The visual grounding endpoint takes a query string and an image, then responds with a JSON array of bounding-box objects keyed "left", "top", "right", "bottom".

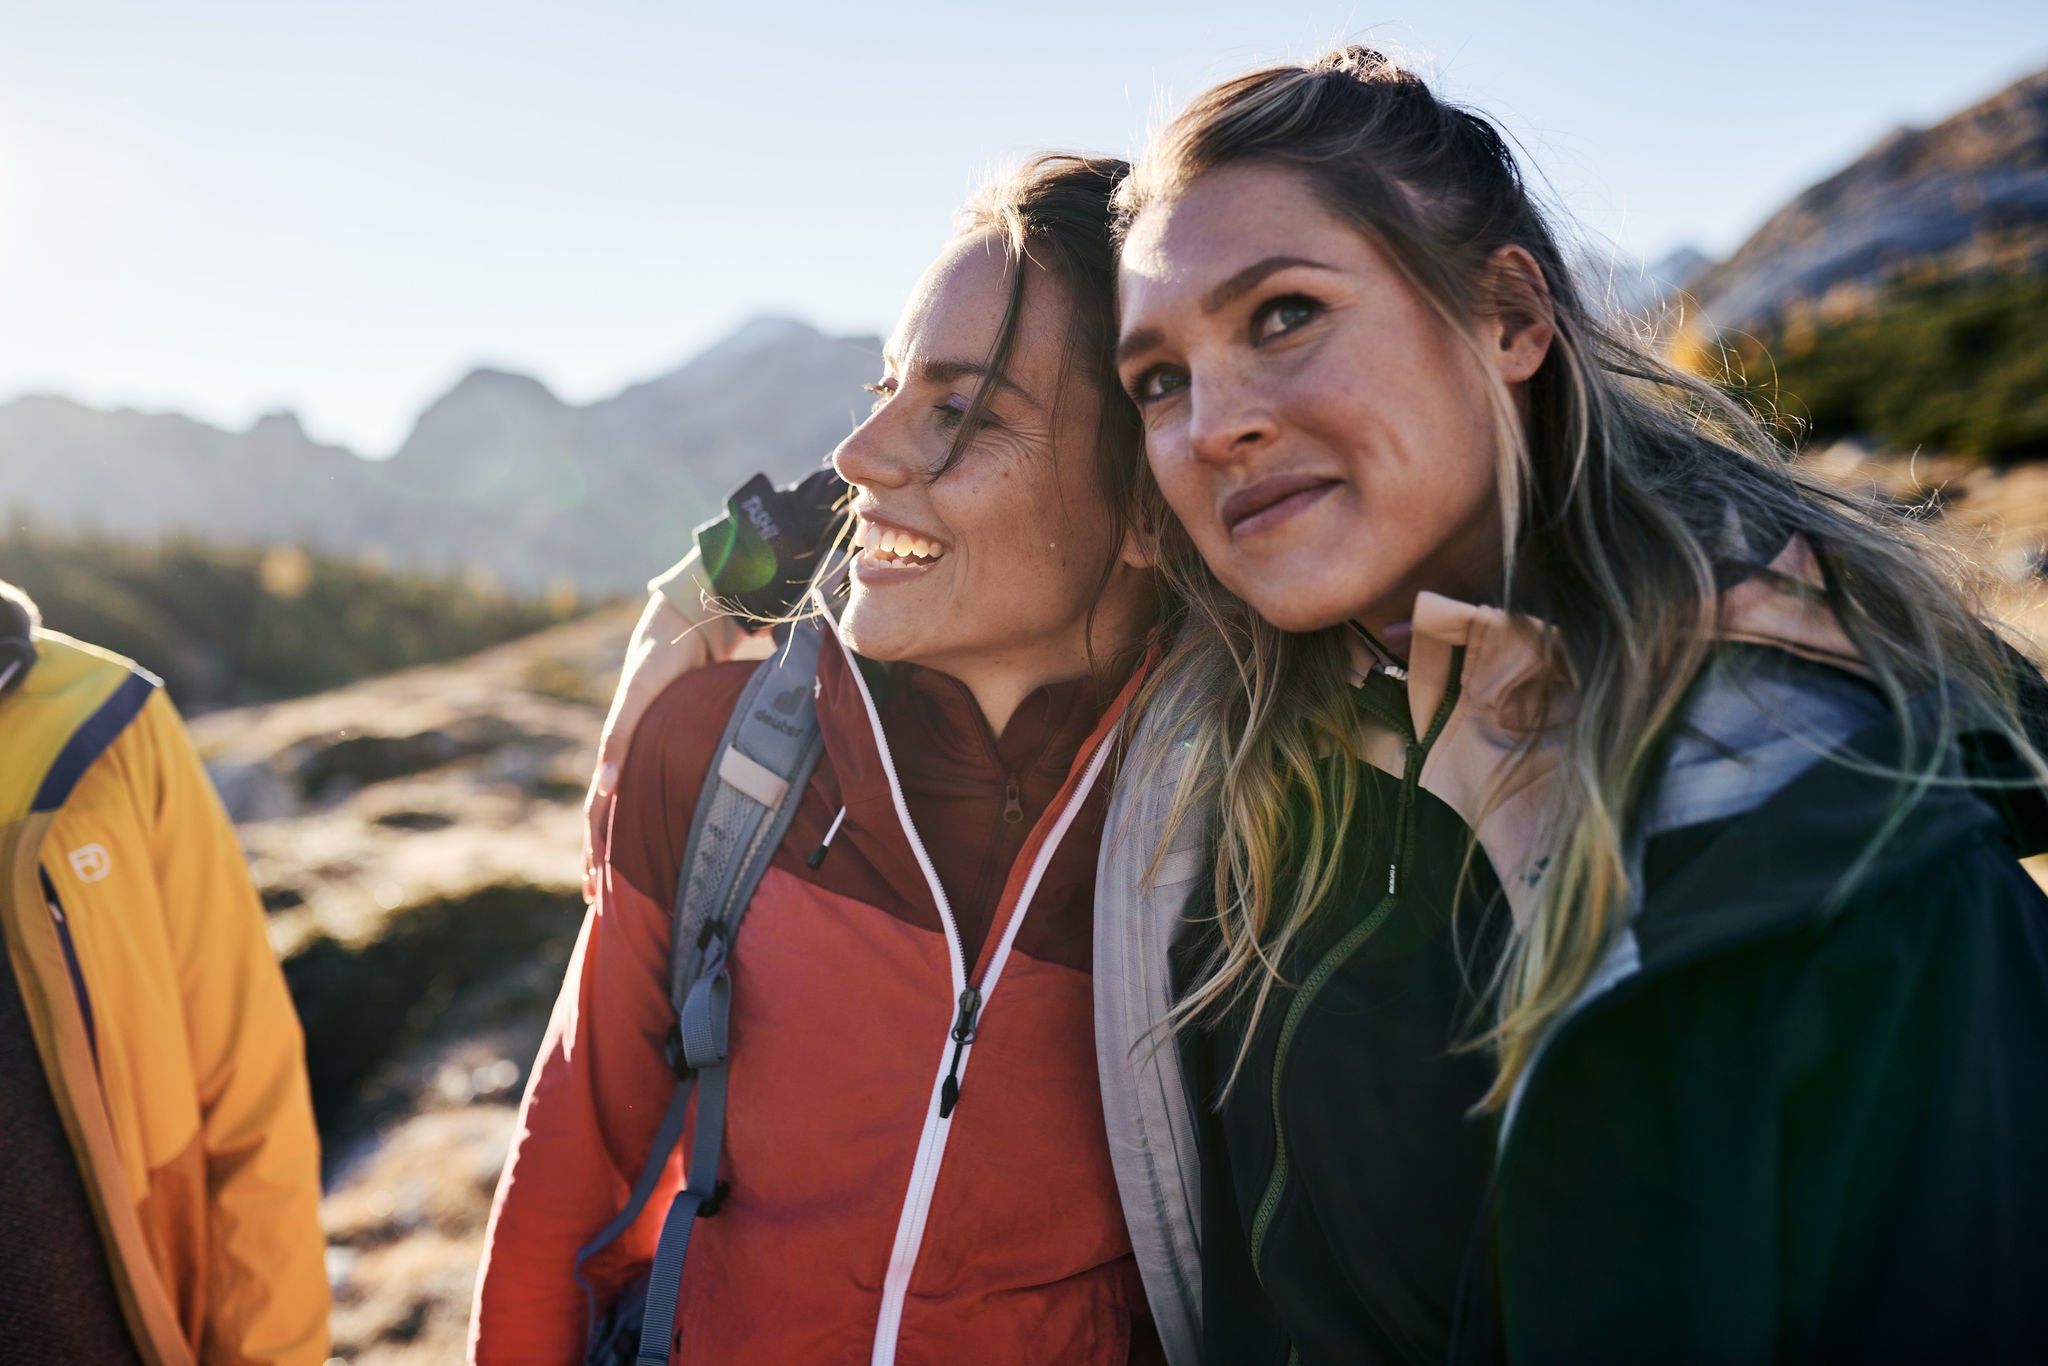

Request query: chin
[
  {"left": 1248, "top": 593, "right": 1354, "bottom": 635},
  {"left": 1216, "top": 556, "right": 1369, "bottom": 635},
  {"left": 837, "top": 603, "right": 907, "bottom": 662}
]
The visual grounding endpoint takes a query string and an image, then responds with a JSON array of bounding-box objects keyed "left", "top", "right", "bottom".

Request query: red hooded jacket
[{"left": 471, "top": 616, "right": 1154, "bottom": 1364}]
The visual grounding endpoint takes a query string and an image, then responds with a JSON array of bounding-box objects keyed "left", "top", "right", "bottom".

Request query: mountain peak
[
  {"left": 443, "top": 367, "right": 559, "bottom": 405},
  {"left": 686, "top": 316, "right": 828, "bottom": 371},
  {"left": 247, "top": 409, "right": 309, "bottom": 441}
]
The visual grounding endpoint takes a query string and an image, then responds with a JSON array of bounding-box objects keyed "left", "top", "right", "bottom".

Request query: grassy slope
[
  {"left": 1699, "top": 271, "right": 2048, "bottom": 462},
  {"left": 0, "top": 528, "right": 599, "bottom": 713}
]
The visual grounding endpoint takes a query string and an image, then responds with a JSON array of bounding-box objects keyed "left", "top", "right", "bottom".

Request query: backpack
[{"left": 572, "top": 618, "right": 827, "bottom": 1366}]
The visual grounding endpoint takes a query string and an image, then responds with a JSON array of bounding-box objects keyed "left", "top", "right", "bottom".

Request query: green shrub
[
  {"left": 0, "top": 527, "right": 596, "bottom": 712},
  {"left": 1705, "top": 272, "right": 2048, "bottom": 462}
]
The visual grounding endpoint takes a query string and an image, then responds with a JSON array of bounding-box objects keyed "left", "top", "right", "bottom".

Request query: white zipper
[{"left": 822, "top": 606, "right": 1117, "bottom": 1366}]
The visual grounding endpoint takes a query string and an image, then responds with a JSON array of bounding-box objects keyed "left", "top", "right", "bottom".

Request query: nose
[
  {"left": 1185, "top": 364, "right": 1279, "bottom": 469},
  {"left": 831, "top": 402, "right": 920, "bottom": 492}
]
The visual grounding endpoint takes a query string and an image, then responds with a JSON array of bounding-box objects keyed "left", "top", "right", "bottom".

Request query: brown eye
[
  {"left": 1253, "top": 295, "right": 1318, "bottom": 342},
  {"left": 1131, "top": 365, "right": 1188, "bottom": 405}
]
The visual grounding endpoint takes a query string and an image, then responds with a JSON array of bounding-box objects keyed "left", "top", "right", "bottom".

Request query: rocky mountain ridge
[
  {"left": 1, "top": 317, "right": 879, "bottom": 594},
  {"left": 1684, "top": 64, "right": 2048, "bottom": 337}
]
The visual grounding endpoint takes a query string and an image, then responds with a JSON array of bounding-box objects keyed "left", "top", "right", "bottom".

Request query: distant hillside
[
  {"left": 1674, "top": 65, "right": 2048, "bottom": 460},
  {"left": 0, "top": 317, "right": 879, "bottom": 594},
  {"left": 1683, "top": 65, "right": 2047, "bottom": 339},
  {"left": 0, "top": 527, "right": 585, "bottom": 712}
]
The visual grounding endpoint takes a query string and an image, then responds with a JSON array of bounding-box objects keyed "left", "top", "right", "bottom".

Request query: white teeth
[{"left": 856, "top": 518, "right": 946, "bottom": 564}]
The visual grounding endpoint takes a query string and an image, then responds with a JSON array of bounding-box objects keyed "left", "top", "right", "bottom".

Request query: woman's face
[
  {"left": 1115, "top": 163, "right": 1549, "bottom": 637},
  {"left": 833, "top": 231, "right": 1151, "bottom": 690}
]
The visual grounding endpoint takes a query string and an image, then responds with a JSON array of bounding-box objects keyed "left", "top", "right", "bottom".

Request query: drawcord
[
  {"left": 806, "top": 805, "right": 848, "bottom": 869},
  {"left": 1380, "top": 645, "right": 1466, "bottom": 901}
]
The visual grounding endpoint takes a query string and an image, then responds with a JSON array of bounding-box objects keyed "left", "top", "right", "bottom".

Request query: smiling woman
[
  {"left": 472, "top": 155, "right": 1179, "bottom": 1366},
  {"left": 835, "top": 213, "right": 1154, "bottom": 731}
]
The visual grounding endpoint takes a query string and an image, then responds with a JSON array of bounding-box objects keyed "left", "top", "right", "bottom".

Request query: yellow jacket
[{"left": 0, "top": 630, "right": 330, "bottom": 1365}]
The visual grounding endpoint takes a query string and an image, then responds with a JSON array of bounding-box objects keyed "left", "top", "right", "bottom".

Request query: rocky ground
[{"left": 190, "top": 603, "right": 639, "bottom": 1365}]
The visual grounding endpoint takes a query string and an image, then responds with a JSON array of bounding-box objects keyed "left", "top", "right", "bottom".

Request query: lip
[{"left": 1219, "top": 472, "right": 1342, "bottom": 540}]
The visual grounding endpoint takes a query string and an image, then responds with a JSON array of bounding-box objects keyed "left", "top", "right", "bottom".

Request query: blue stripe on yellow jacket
[{"left": 0, "top": 630, "right": 330, "bottom": 1366}]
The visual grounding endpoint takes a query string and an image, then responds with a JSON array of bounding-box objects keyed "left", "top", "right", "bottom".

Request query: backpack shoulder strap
[
  {"left": 1093, "top": 704, "right": 1210, "bottom": 1366},
  {"left": 573, "top": 618, "right": 826, "bottom": 1361},
  {"left": 665, "top": 616, "right": 827, "bottom": 1015}
]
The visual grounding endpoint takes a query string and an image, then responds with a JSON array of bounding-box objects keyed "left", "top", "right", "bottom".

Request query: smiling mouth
[
  {"left": 1220, "top": 473, "right": 1342, "bottom": 538},
  {"left": 855, "top": 517, "right": 948, "bottom": 568}
]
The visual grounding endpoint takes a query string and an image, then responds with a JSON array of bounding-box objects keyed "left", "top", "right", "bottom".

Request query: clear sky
[{"left": 1, "top": 0, "right": 2042, "bottom": 456}]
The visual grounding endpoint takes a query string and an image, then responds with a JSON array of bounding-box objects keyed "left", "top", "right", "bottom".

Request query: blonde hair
[{"left": 1118, "top": 48, "right": 2039, "bottom": 1107}]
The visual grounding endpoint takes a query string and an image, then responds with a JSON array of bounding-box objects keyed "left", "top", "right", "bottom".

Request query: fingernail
[{"left": 594, "top": 762, "right": 619, "bottom": 795}]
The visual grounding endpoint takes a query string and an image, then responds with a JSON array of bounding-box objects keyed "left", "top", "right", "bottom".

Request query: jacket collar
[
  {"left": 805, "top": 599, "right": 1143, "bottom": 935},
  {"left": 1628, "top": 688, "right": 2003, "bottom": 975},
  {"left": 0, "top": 632, "right": 159, "bottom": 827},
  {"left": 1380, "top": 536, "right": 2022, "bottom": 934}
]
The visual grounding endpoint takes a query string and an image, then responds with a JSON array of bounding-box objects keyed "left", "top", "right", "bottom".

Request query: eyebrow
[
  {"left": 1116, "top": 255, "right": 1338, "bottom": 366},
  {"left": 882, "top": 352, "right": 1040, "bottom": 408}
]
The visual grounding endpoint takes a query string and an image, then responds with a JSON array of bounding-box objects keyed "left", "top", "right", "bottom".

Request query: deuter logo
[
  {"left": 741, "top": 494, "right": 780, "bottom": 542},
  {"left": 68, "top": 843, "right": 111, "bottom": 883},
  {"left": 751, "top": 705, "right": 807, "bottom": 739}
]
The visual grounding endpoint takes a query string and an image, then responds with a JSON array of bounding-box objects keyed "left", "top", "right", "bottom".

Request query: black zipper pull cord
[
  {"left": 1387, "top": 644, "right": 1466, "bottom": 902},
  {"left": 1001, "top": 774, "right": 1023, "bottom": 824},
  {"left": 937, "top": 984, "right": 983, "bottom": 1119},
  {"left": 806, "top": 805, "right": 848, "bottom": 869}
]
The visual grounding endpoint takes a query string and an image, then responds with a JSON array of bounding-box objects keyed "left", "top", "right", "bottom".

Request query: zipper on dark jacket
[{"left": 1249, "top": 650, "right": 1466, "bottom": 1278}]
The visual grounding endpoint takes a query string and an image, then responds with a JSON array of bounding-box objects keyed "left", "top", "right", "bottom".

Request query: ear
[
  {"left": 1116, "top": 519, "right": 1158, "bottom": 572},
  {"left": 1480, "top": 245, "right": 1555, "bottom": 386}
]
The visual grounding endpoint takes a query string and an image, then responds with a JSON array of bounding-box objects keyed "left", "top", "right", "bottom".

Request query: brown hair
[
  {"left": 1118, "top": 47, "right": 2037, "bottom": 1106},
  {"left": 945, "top": 154, "right": 1143, "bottom": 520}
]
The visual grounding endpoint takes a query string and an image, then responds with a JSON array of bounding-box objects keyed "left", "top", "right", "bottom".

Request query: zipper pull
[
  {"left": 937, "top": 985, "right": 983, "bottom": 1119},
  {"left": 1002, "top": 774, "right": 1023, "bottom": 824},
  {"left": 807, "top": 805, "right": 848, "bottom": 869}
]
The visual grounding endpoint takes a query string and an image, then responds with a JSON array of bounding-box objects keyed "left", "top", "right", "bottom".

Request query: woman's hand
[{"left": 582, "top": 580, "right": 761, "bottom": 900}]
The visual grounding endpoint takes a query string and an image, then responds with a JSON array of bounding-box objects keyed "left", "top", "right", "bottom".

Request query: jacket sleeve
[
  {"left": 1776, "top": 848, "right": 2048, "bottom": 1360},
  {"left": 1492, "top": 835, "right": 2048, "bottom": 1363},
  {"left": 139, "top": 691, "right": 332, "bottom": 1365},
  {"left": 470, "top": 665, "right": 753, "bottom": 1365}
]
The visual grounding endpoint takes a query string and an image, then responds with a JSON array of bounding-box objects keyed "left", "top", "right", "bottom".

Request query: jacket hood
[{"left": 1386, "top": 536, "right": 2048, "bottom": 932}]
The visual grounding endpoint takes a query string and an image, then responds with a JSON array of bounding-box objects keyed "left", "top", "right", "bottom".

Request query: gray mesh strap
[
  {"left": 575, "top": 619, "right": 825, "bottom": 1363},
  {"left": 670, "top": 620, "right": 827, "bottom": 1005}
]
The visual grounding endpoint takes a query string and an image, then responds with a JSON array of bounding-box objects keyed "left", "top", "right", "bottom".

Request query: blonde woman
[{"left": 1114, "top": 48, "right": 2048, "bottom": 1365}]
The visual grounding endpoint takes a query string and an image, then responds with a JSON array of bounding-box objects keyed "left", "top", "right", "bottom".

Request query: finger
[{"left": 583, "top": 799, "right": 611, "bottom": 902}]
